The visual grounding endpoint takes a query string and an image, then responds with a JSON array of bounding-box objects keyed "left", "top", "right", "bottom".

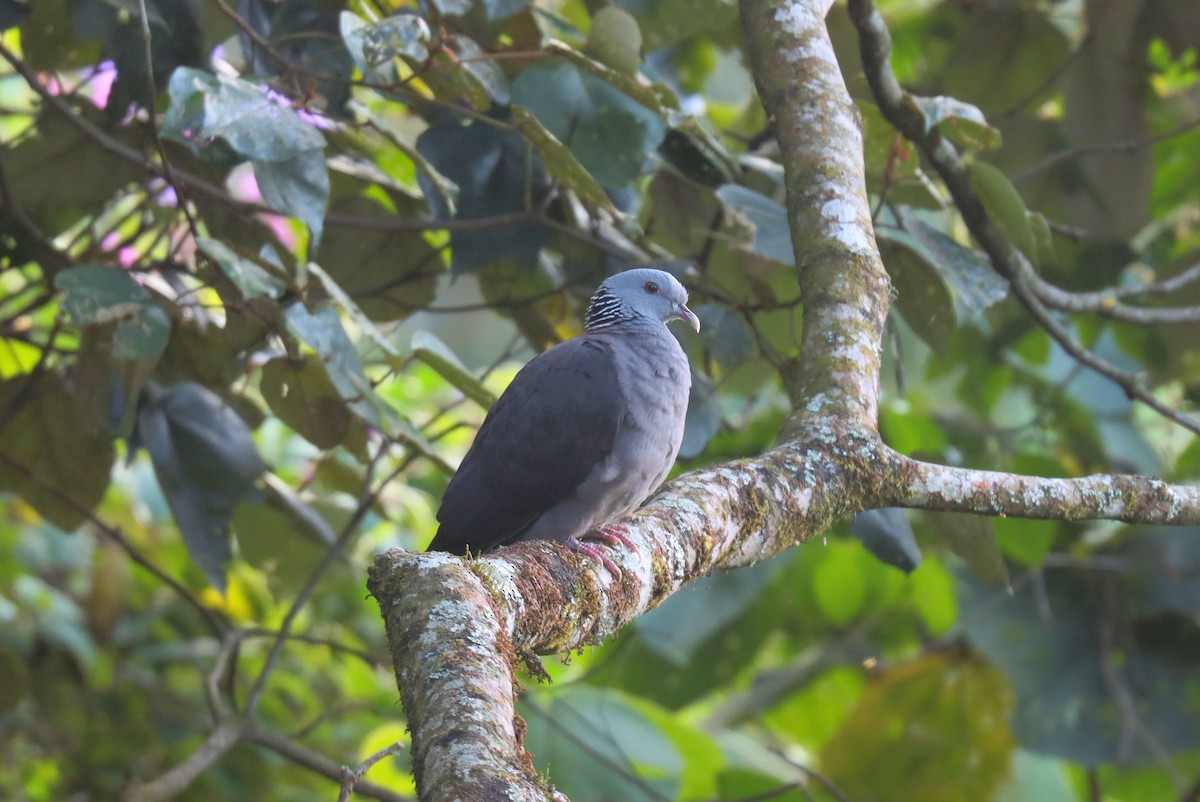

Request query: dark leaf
[
  {"left": 135, "top": 382, "right": 266, "bottom": 591},
  {"left": 959, "top": 562, "right": 1200, "bottom": 762},
  {"left": 851, "top": 508, "right": 922, "bottom": 573},
  {"left": 105, "top": 0, "right": 205, "bottom": 120},
  {"left": 695, "top": 303, "right": 754, "bottom": 368},
  {"left": 315, "top": 196, "right": 438, "bottom": 322},
  {"left": 511, "top": 59, "right": 667, "bottom": 189},
  {"left": 260, "top": 355, "right": 352, "bottom": 450},
  {"left": 680, "top": 369, "right": 721, "bottom": 458},
  {"left": 416, "top": 116, "right": 550, "bottom": 275},
  {"left": 0, "top": 373, "right": 116, "bottom": 531},
  {"left": 283, "top": 302, "right": 384, "bottom": 429},
  {"left": 253, "top": 150, "right": 331, "bottom": 249},
  {"left": 714, "top": 184, "right": 794, "bottom": 266},
  {"left": 55, "top": 265, "right": 150, "bottom": 326},
  {"left": 636, "top": 560, "right": 780, "bottom": 665},
  {"left": 197, "top": 237, "right": 289, "bottom": 300}
]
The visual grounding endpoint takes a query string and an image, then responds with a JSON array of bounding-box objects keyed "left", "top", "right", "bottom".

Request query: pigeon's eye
[{"left": 644, "top": 281, "right": 660, "bottom": 294}]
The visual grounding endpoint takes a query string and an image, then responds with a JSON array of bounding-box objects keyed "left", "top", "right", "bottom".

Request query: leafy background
[{"left": 1, "top": 0, "right": 1200, "bottom": 800}]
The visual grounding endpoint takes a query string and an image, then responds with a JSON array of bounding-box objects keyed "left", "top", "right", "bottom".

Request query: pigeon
[{"left": 427, "top": 268, "right": 699, "bottom": 561}]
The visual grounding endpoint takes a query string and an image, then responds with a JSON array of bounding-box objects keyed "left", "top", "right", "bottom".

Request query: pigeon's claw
[
  {"left": 587, "top": 523, "right": 636, "bottom": 551},
  {"left": 567, "top": 537, "right": 623, "bottom": 578}
]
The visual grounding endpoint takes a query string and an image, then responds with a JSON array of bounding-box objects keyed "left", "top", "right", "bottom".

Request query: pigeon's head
[{"left": 585, "top": 268, "right": 701, "bottom": 333}]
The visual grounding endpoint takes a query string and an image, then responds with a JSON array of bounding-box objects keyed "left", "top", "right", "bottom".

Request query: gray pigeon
[{"left": 428, "top": 268, "right": 699, "bottom": 558}]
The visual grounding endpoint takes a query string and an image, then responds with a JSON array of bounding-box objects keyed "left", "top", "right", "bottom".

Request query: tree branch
[
  {"left": 887, "top": 454, "right": 1200, "bottom": 524},
  {"left": 846, "top": 0, "right": 1200, "bottom": 435}
]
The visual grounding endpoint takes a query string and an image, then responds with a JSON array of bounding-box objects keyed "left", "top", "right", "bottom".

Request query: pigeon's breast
[{"left": 601, "top": 326, "right": 691, "bottom": 505}]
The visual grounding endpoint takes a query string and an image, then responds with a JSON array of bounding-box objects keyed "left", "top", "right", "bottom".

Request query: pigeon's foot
[
  {"left": 587, "top": 524, "right": 636, "bottom": 551},
  {"left": 567, "top": 538, "right": 622, "bottom": 577}
]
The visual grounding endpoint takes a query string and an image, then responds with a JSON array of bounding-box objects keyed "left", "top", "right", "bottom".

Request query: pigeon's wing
[{"left": 428, "top": 337, "right": 622, "bottom": 554}]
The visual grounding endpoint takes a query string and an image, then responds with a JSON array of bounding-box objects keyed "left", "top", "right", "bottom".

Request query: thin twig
[
  {"left": 337, "top": 741, "right": 406, "bottom": 802},
  {"left": 135, "top": 0, "right": 200, "bottom": 237}
]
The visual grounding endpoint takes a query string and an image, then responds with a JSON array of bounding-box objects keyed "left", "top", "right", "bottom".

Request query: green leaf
[
  {"left": 0, "top": 646, "right": 31, "bottom": 714},
  {"left": 994, "top": 517, "right": 1057, "bottom": 568},
  {"left": 512, "top": 106, "right": 614, "bottom": 212},
  {"left": 995, "top": 750, "right": 1075, "bottom": 802},
  {"left": 410, "top": 331, "right": 497, "bottom": 410},
  {"left": 763, "top": 667, "right": 866, "bottom": 750},
  {"left": 959, "top": 559, "right": 1200, "bottom": 762},
  {"left": 232, "top": 496, "right": 330, "bottom": 591},
  {"left": 714, "top": 184, "right": 794, "bottom": 266},
  {"left": 878, "top": 208, "right": 1009, "bottom": 353},
  {"left": 254, "top": 151, "right": 331, "bottom": 250},
  {"left": 19, "top": 0, "right": 102, "bottom": 70},
  {"left": 314, "top": 195, "right": 439, "bottom": 323},
  {"left": 547, "top": 39, "right": 672, "bottom": 113},
  {"left": 135, "top": 382, "right": 266, "bottom": 592},
  {"left": 418, "top": 34, "right": 511, "bottom": 110},
  {"left": 448, "top": 35, "right": 511, "bottom": 107},
  {"left": 162, "top": 67, "right": 325, "bottom": 160},
  {"left": 339, "top": 12, "right": 430, "bottom": 84},
  {"left": 821, "top": 652, "right": 1015, "bottom": 802},
  {"left": 903, "top": 214, "right": 1010, "bottom": 317},
  {"left": 162, "top": 66, "right": 329, "bottom": 245},
  {"left": 925, "top": 511, "right": 1009, "bottom": 588},
  {"left": 521, "top": 685, "right": 695, "bottom": 801},
  {"left": 3, "top": 108, "right": 145, "bottom": 231},
  {"left": 880, "top": 234, "right": 957, "bottom": 354},
  {"left": 680, "top": 370, "right": 721, "bottom": 458},
  {"left": 284, "top": 302, "right": 384, "bottom": 430},
  {"left": 261, "top": 355, "right": 353, "bottom": 450},
  {"left": 635, "top": 560, "right": 779, "bottom": 665},
  {"left": 305, "top": 262, "right": 402, "bottom": 361},
  {"left": 695, "top": 303, "right": 753, "bottom": 368},
  {"left": 0, "top": 373, "right": 116, "bottom": 531},
  {"left": 512, "top": 58, "right": 667, "bottom": 188},
  {"left": 112, "top": 303, "right": 172, "bottom": 361},
  {"left": 942, "top": 4, "right": 1068, "bottom": 114},
  {"left": 55, "top": 266, "right": 149, "bottom": 326},
  {"left": 912, "top": 95, "right": 1002, "bottom": 151},
  {"left": 908, "top": 558, "right": 958, "bottom": 636},
  {"left": 197, "top": 237, "right": 289, "bottom": 300},
  {"left": 812, "top": 540, "right": 869, "bottom": 625},
  {"left": 967, "top": 160, "right": 1037, "bottom": 263}
]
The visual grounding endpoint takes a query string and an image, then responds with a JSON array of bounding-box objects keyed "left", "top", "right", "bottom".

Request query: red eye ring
[{"left": 644, "top": 281, "right": 660, "bottom": 294}]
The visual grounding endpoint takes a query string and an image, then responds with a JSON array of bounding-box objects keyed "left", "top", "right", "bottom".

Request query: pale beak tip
[{"left": 681, "top": 304, "right": 700, "bottom": 333}]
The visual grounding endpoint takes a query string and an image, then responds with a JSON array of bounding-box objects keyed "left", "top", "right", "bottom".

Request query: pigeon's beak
[{"left": 675, "top": 302, "right": 701, "bottom": 333}]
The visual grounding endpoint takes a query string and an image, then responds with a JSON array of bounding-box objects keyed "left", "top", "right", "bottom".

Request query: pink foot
[
  {"left": 567, "top": 538, "right": 622, "bottom": 577},
  {"left": 587, "top": 524, "right": 636, "bottom": 551}
]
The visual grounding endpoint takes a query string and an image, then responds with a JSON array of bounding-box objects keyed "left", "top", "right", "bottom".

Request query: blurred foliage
[{"left": 1, "top": 0, "right": 1199, "bottom": 800}]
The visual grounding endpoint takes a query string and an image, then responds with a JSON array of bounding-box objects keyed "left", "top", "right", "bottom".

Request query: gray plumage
[{"left": 428, "top": 268, "right": 699, "bottom": 556}]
